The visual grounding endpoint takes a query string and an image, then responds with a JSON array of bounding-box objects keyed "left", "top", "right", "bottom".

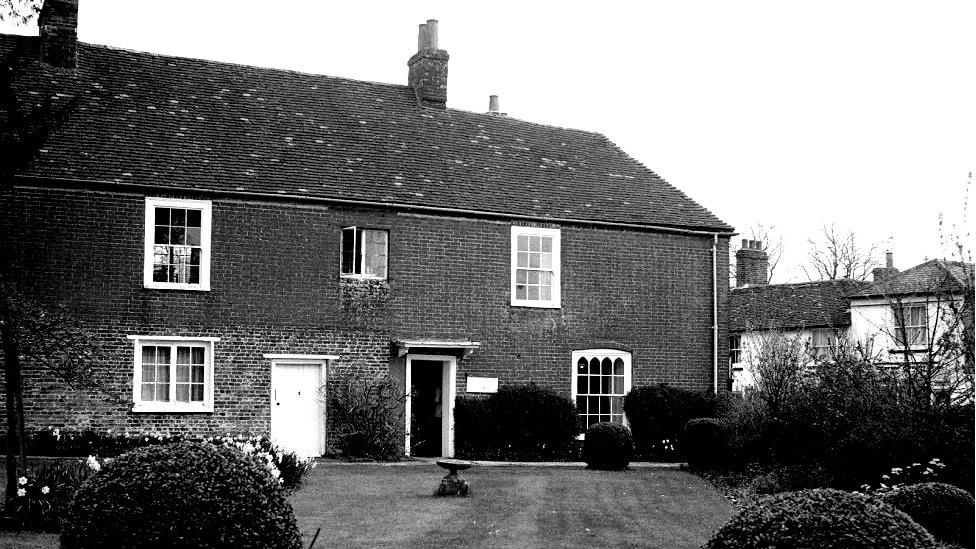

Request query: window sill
[
  {"left": 511, "top": 300, "right": 561, "bottom": 309},
  {"left": 143, "top": 282, "right": 211, "bottom": 292},
  {"left": 131, "top": 403, "right": 213, "bottom": 413},
  {"left": 888, "top": 347, "right": 929, "bottom": 354},
  {"left": 340, "top": 275, "right": 388, "bottom": 282}
]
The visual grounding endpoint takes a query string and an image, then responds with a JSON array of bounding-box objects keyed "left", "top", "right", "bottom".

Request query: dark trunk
[{"left": 1, "top": 320, "right": 23, "bottom": 503}]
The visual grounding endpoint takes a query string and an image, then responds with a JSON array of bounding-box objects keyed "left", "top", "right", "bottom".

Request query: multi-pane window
[
  {"left": 511, "top": 226, "right": 560, "bottom": 307},
  {"left": 131, "top": 337, "right": 215, "bottom": 412},
  {"left": 893, "top": 304, "right": 928, "bottom": 348},
  {"left": 143, "top": 198, "right": 211, "bottom": 290},
  {"left": 810, "top": 329, "right": 837, "bottom": 359},
  {"left": 571, "top": 350, "right": 631, "bottom": 430},
  {"left": 341, "top": 227, "right": 388, "bottom": 279},
  {"left": 729, "top": 334, "right": 742, "bottom": 365}
]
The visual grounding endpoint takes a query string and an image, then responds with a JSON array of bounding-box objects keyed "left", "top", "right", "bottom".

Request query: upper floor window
[
  {"left": 511, "top": 226, "right": 560, "bottom": 308},
  {"left": 810, "top": 329, "right": 837, "bottom": 359},
  {"left": 729, "top": 334, "right": 742, "bottom": 365},
  {"left": 893, "top": 304, "right": 928, "bottom": 348},
  {"left": 143, "top": 197, "right": 212, "bottom": 291},
  {"left": 341, "top": 227, "right": 388, "bottom": 279},
  {"left": 129, "top": 336, "right": 217, "bottom": 413},
  {"left": 571, "top": 349, "right": 632, "bottom": 430}
]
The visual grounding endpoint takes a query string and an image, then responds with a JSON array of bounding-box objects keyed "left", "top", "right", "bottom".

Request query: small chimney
[
  {"left": 736, "top": 239, "right": 768, "bottom": 287},
  {"left": 872, "top": 251, "right": 899, "bottom": 282},
  {"left": 407, "top": 19, "right": 449, "bottom": 109},
  {"left": 487, "top": 95, "right": 507, "bottom": 117},
  {"left": 39, "top": 0, "right": 79, "bottom": 69}
]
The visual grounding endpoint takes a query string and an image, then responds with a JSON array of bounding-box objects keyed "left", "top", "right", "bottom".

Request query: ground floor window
[
  {"left": 571, "top": 349, "right": 632, "bottom": 430},
  {"left": 128, "top": 336, "right": 217, "bottom": 412}
]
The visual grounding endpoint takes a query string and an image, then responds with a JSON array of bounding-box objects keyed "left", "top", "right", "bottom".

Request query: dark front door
[{"left": 411, "top": 360, "right": 443, "bottom": 457}]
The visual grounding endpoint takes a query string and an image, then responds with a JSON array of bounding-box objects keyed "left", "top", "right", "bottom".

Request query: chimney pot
[
  {"left": 886, "top": 251, "right": 894, "bottom": 269},
  {"left": 489, "top": 95, "right": 499, "bottom": 113},
  {"left": 741, "top": 239, "right": 749, "bottom": 250}
]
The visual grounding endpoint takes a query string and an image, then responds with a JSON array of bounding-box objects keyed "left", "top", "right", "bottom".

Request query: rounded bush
[
  {"left": 583, "top": 422, "right": 634, "bottom": 470},
  {"left": 681, "top": 417, "right": 729, "bottom": 470},
  {"left": 706, "top": 488, "right": 938, "bottom": 549},
  {"left": 61, "top": 442, "right": 302, "bottom": 549},
  {"left": 623, "top": 385, "right": 719, "bottom": 458},
  {"left": 882, "top": 482, "right": 975, "bottom": 548}
]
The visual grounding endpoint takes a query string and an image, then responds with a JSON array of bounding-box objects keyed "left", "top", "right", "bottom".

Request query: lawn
[
  {"left": 291, "top": 464, "right": 733, "bottom": 549},
  {"left": 0, "top": 463, "right": 733, "bottom": 549}
]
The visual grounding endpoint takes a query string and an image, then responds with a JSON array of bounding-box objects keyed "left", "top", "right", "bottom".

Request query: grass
[
  {"left": 0, "top": 463, "right": 734, "bottom": 549},
  {"left": 291, "top": 464, "right": 733, "bottom": 548}
]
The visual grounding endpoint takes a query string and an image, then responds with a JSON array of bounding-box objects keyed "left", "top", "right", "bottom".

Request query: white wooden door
[{"left": 271, "top": 361, "right": 325, "bottom": 457}]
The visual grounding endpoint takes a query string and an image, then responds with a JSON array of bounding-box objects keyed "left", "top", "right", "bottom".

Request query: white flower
[
  {"left": 52, "top": 428, "right": 61, "bottom": 441},
  {"left": 87, "top": 455, "right": 101, "bottom": 472},
  {"left": 40, "top": 486, "right": 50, "bottom": 495},
  {"left": 17, "top": 477, "right": 27, "bottom": 486},
  {"left": 16, "top": 488, "right": 25, "bottom": 497}
]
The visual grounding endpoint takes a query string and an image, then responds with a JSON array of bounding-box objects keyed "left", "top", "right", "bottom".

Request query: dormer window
[{"left": 341, "top": 227, "right": 388, "bottom": 279}]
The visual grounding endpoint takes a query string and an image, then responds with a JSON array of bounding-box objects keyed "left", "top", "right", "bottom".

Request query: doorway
[
  {"left": 404, "top": 354, "right": 456, "bottom": 457},
  {"left": 410, "top": 361, "right": 442, "bottom": 457}
]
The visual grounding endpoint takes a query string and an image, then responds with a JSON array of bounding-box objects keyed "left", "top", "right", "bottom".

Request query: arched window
[{"left": 570, "top": 350, "right": 632, "bottom": 430}]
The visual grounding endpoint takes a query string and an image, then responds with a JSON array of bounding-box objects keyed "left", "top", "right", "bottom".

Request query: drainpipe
[{"left": 712, "top": 234, "right": 719, "bottom": 394}]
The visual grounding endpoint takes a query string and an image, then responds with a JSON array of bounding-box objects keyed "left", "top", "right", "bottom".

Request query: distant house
[
  {"left": 1, "top": 1, "right": 734, "bottom": 457},
  {"left": 729, "top": 239, "right": 973, "bottom": 398}
]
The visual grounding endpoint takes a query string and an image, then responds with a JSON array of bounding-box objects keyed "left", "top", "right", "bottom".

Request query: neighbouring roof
[
  {"left": 0, "top": 36, "right": 733, "bottom": 232},
  {"left": 729, "top": 279, "right": 870, "bottom": 332},
  {"left": 850, "top": 260, "right": 974, "bottom": 299}
]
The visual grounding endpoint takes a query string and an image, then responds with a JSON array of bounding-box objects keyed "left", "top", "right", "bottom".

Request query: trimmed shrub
[
  {"left": 454, "top": 384, "right": 578, "bottom": 461},
  {"left": 60, "top": 442, "right": 302, "bottom": 549},
  {"left": 881, "top": 482, "right": 975, "bottom": 548},
  {"left": 705, "top": 488, "right": 938, "bottom": 549},
  {"left": 623, "top": 385, "right": 720, "bottom": 459},
  {"left": 583, "top": 422, "right": 634, "bottom": 470},
  {"left": 681, "top": 418, "right": 730, "bottom": 470}
]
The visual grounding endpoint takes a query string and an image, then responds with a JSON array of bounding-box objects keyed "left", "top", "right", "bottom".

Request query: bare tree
[
  {"left": 803, "top": 223, "right": 881, "bottom": 281},
  {"left": 0, "top": 280, "right": 117, "bottom": 500},
  {"left": 747, "top": 330, "right": 807, "bottom": 419}
]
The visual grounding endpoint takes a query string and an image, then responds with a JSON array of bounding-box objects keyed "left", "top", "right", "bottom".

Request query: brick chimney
[
  {"left": 735, "top": 239, "right": 768, "bottom": 287},
  {"left": 407, "top": 20, "right": 449, "bottom": 109},
  {"left": 39, "top": 0, "right": 79, "bottom": 69},
  {"left": 872, "top": 251, "right": 899, "bottom": 281}
]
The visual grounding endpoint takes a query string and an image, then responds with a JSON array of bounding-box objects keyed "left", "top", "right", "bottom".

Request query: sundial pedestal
[{"left": 434, "top": 459, "right": 472, "bottom": 497}]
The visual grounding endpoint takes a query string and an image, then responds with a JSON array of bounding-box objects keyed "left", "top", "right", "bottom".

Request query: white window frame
[
  {"left": 128, "top": 335, "right": 218, "bottom": 413},
  {"left": 570, "top": 349, "right": 632, "bottom": 430},
  {"left": 729, "top": 334, "right": 742, "bottom": 366},
  {"left": 510, "top": 226, "right": 561, "bottom": 308},
  {"left": 809, "top": 328, "right": 837, "bottom": 359},
  {"left": 143, "top": 197, "right": 212, "bottom": 291},
  {"left": 340, "top": 226, "right": 389, "bottom": 280},
  {"left": 892, "top": 304, "right": 929, "bottom": 350}
]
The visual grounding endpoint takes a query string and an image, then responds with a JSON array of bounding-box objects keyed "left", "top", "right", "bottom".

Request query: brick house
[{"left": 1, "top": 2, "right": 734, "bottom": 457}]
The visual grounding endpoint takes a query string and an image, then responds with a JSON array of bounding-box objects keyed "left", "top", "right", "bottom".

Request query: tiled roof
[
  {"left": 729, "top": 279, "right": 869, "bottom": 332},
  {"left": 850, "top": 260, "right": 974, "bottom": 299},
  {"left": 0, "top": 36, "right": 733, "bottom": 232}
]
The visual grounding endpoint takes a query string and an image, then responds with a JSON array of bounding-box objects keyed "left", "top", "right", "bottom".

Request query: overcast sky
[{"left": 4, "top": 1, "right": 974, "bottom": 282}]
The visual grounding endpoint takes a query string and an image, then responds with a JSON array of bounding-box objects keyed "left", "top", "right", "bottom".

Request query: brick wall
[{"left": 1, "top": 183, "right": 730, "bottom": 436}]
